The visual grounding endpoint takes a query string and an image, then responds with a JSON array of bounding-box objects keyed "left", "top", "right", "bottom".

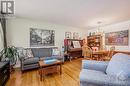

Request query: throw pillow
[
  {"left": 17, "top": 48, "right": 26, "bottom": 57},
  {"left": 52, "top": 48, "right": 60, "bottom": 56},
  {"left": 26, "top": 49, "right": 34, "bottom": 58},
  {"left": 23, "top": 49, "right": 27, "bottom": 57},
  {"left": 17, "top": 48, "right": 28, "bottom": 59}
]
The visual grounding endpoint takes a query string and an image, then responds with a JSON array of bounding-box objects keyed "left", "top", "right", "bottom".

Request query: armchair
[{"left": 80, "top": 53, "right": 130, "bottom": 86}]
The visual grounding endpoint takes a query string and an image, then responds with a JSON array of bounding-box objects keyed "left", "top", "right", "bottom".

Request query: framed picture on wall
[
  {"left": 105, "top": 30, "right": 129, "bottom": 45},
  {"left": 65, "top": 32, "right": 72, "bottom": 39},
  {"left": 73, "top": 32, "right": 79, "bottom": 39},
  {"left": 30, "top": 28, "right": 55, "bottom": 47}
]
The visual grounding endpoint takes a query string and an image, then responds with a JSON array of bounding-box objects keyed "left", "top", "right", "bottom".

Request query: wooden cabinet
[
  {"left": 0, "top": 61, "right": 10, "bottom": 86},
  {"left": 87, "top": 35, "right": 102, "bottom": 51}
]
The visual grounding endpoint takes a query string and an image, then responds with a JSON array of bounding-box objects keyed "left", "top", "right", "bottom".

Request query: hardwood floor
[{"left": 6, "top": 58, "right": 83, "bottom": 86}]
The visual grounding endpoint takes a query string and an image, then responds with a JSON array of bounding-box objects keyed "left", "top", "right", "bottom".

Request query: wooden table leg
[
  {"left": 40, "top": 69, "right": 42, "bottom": 81},
  {"left": 60, "top": 64, "right": 62, "bottom": 74},
  {"left": 100, "top": 54, "right": 103, "bottom": 61},
  {"left": 42, "top": 68, "right": 45, "bottom": 81}
]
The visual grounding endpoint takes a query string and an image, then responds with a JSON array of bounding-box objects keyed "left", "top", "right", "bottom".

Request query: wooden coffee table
[{"left": 38, "top": 59, "right": 62, "bottom": 81}]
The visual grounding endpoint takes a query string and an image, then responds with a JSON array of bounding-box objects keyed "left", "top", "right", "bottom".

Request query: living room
[{"left": 0, "top": 0, "right": 130, "bottom": 86}]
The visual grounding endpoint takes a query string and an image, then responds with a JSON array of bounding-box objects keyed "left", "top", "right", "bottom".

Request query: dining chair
[
  {"left": 92, "top": 51, "right": 104, "bottom": 61},
  {"left": 82, "top": 45, "right": 93, "bottom": 59},
  {"left": 103, "top": 46, "right": 115, "bottom": 61}
]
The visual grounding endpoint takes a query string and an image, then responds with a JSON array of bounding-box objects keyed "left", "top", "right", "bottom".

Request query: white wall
[
  {"left": 6, "top": 18, "right": 86, "bottom": 49},
  {"left": 6, "top": 18, "right": 87, "bottom": 68},
  {"left": 87, "top": 20, "right": 130, "bottom": 51}
]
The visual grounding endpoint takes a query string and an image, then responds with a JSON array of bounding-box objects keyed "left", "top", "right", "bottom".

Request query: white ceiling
[{"left": 15, "top": 0, "right": 130, "bottom": 28}]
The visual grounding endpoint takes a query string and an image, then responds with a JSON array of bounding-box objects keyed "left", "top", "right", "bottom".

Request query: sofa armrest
[
  {"left": 18, "top": 57, "right": 25, "bottom": 71},
  {"left": 82, "top": 60, "right": 109, "bottom": 72}
]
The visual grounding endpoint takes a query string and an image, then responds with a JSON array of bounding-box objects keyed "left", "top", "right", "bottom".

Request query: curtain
[
  {"left": 0, "top": 15, "right": 7, "bottom": 60},
  {"left": 0, "top": 22, "right": 4, "bottom": 52},
  {"left": 0, "top": 16, "right": 7, "bottom": 48}
]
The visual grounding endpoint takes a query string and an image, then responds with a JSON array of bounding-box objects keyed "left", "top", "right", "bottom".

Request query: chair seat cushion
[
  {"left": 24, "top": 58, "right": 39, "bottom": 65},
  {"left": 106, "top": 53, "right": 130, "bottom": 77},
  {"left": 80, "top": 69, "right": 130, "bottom": 86}
]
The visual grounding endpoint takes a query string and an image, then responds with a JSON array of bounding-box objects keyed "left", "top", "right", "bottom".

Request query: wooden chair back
[
  {"left": 107, "top": 46, "right": 115, "bottom": 57},
  {"left": 82, "top": 45, "right": 92, "bottom": 58},
  {"left": 104, "top": 46, "right": 115, "bottom": 61}
]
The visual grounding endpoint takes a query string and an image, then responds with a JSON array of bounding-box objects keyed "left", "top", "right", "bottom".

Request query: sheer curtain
[{"left": 0, "top": 22, "right": 4, "bottom": 52}]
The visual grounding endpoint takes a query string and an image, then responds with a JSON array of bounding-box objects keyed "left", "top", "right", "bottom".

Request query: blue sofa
[
  {"left": 80, "top": 53, "right": 130, "bottom": 86},
  {"left": 18, "top": 47, "right": 64, "bottom": 72}
]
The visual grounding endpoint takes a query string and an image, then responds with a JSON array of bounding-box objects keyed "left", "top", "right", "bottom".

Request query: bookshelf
[{"left": 87, "top": 35, "right": 102, "bottom": 51}]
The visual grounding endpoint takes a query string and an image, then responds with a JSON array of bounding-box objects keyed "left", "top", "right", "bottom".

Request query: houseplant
[{"left": 4, "top": 46, "right": 18, "bottom": 66}]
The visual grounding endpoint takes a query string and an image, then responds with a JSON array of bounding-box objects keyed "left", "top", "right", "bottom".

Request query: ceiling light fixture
[{"left": 96, "top": 21, "right": 104, "bottom": 35}]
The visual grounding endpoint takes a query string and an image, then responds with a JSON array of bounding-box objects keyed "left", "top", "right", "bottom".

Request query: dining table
[
  {"left": 92, "top": 50, "right": 108, "bottom": 60},
  {"left": 91, "top": 50, "right": 130, "bottom": 61}
]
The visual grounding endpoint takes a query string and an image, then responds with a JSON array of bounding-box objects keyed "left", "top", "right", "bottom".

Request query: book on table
[{"left": 44, "top": 59, "right": 58, "bottom": 64}]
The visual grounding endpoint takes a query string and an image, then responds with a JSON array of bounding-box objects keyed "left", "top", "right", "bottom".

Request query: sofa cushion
[
  {"left": 80, "top": 69, "right": 110, "bottom": 85},
  {"left": 17, "top": 48, "right": 32, "bottom": 60},
  {"left": 40, "top": 56, "right": 63, "bottom": 60},
  {"left": 39, "top": 48, "right": 52, "bottom": 57},
  {"left": 80, "top": 69, "right": 130, "bottom": 86},
  {"left": 31, "top": 48, "right": 52, "bottom": 57},
  {"left": 24, "top": 58, "right": 39, "bottom": 65},
  {"left": 40, "top": 57, "right": 54, "bottom": 60},
  {"left": 106, "top": 53, "right": 130, "bottom": 77},
  {"left": 17, "top": 48, "right": 27, "bottom": 58},
  {"left": 31, "top": 48, "right": 39, "bottom": 57}
]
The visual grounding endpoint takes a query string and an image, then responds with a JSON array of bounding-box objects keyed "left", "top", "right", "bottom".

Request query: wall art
[
  {"left": 105, "top": 30, "right": 129, "bottom": 45},
  {"left": 30, "top": 28, "right": 55, "bottom": 46}
]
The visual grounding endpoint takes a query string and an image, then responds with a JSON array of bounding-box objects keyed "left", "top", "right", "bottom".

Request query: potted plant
[{"left": 3, "top": 46, "right": 18, "bottom": 72}]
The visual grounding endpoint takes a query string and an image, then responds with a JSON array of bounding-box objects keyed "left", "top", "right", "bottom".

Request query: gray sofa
[
  {"left": 80, "top": 53, "right": 130, "bottom": 86},
  {"left": 18, "top": 47, "right": 64, "bottom": 72}
]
